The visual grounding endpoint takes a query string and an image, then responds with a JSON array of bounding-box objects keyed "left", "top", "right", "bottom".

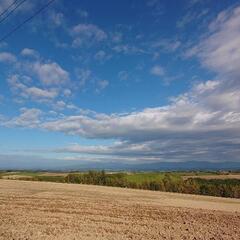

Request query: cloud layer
[{"left": 0, "top": 3, "right": 240, "bottom": 164}]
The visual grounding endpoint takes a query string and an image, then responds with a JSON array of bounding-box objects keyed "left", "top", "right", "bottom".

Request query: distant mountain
[
  {"left": 0, "top": 157, "right": 239, "bottom": 171},
  {"left": 130, "top": 161, "right": 240, "bottom": 171}
]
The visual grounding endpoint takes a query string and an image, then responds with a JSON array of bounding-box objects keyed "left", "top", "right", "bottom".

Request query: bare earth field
[{"left": 0, "top": 180, "right": 239, "bottom": 240}]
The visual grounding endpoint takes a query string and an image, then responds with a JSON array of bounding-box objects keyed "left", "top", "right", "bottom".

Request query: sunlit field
[{"left": 0, "top": 179, "right": 240, "bottom": 240}]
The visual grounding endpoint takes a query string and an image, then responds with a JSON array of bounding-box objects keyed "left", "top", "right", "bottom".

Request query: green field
[
  {"left": 123, "top": 172, "right": 182, "bottom": 183},
  {"left": 124, "top": 172, "right": 165, "bottom": 183}
]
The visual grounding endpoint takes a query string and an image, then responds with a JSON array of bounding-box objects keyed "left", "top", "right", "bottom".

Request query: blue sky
[{"left": 0, "top": 0, "right": 240, "bottom": 167}]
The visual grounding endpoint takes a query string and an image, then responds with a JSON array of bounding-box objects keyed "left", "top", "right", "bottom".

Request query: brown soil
[{"left": 0, "top": 180, "right": 239, "bottom": 240}]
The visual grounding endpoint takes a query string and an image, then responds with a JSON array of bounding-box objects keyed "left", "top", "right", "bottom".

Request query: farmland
[
  {"left": 0, "top": 179, "right": 240, "bottom": 240},
  {"left": 1, "top": 170, "right": 240, "bottom": 198}
]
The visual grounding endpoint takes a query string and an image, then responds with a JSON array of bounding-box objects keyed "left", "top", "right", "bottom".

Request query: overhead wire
[
  {"left": 0, "top": 0, "right": 28, "bottom": 25},
  {"left": 0, "top": 0, "right": 56, "bottom": 43},
  {"left": 0, "top": 0, "right": 19, "bottom": 19}
]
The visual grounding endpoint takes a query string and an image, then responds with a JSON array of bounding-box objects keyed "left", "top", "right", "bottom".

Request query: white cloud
[
  {"left": 97, "top": 80, "right": 109, "bottom": 91},
  {"left": 41, "top": 102, "right": 223, "bottom": 140},
  {"left": 5, "top": 54, "right": 70, "bottom": 103},
  {"left": 118, "top": 71, "right": 128, "bottom": 81},
  {"left": 48, "top": 100, "right": 79, "bottom": 112},
  {"left": 21, "top": 48, "right": 39, "bottom": 58},
  {"left": 111, "top": 32, "right": 122, "bottom": 43},
  {"left": 71, "top": 24, "right": 107, "bottom": 47},
  {"left": 150, "top": 65, "right": 165, "bottom": 77},
  {"left": 94, "top": 50, "right": 111, "bottom": 62},
  {"left": 48, "top": 11, "right": 64, "bottom": 27},
  {"left": 152, "top": 39, "right": 181, "bottom": 52},
  {"left": 63, "top": 89, "right": 72, "bottom": 97},
  {"left": 25, "top": 87, "right": 57, "bottom": 99},
  {"left": 75, "top": 68, "right": 91, "bottom": 87},
  {"left": 3, "top": 108, "right": 42, "bottom": 128},
  {"left": 0, "top": 52, "right": 16, "bottom": 63},
  {"left": 56, "top": 141, "right": 155, "bottom": 158},
  {"left": 8, "top": 74, "right": 58, "bottom": 101},
  {"left": 194, "top": 80, "right": 220, "bottom": 94},
  {"left": 33, "top": 62, "right": 69, "bottom": 86},
  {"left": 55, "top": 100, "right": 67, "bottom": 110},
  {"left": 177, "top": 9, "right": 209, "bottom": 28},
  {"left": 113, "top": 45, "right": 146, "bottom": 55},
  {"left": 186, "top": 6, "right": 240, "bottom": 79}
]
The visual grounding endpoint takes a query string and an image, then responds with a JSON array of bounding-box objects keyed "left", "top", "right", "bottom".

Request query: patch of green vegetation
[
  {"left": 123, "top": 172, "right": 182, "bottom": 184},
  {"left": 32, "top": 175, "right": 66, "bottom": 183},
  {"left": 124, "top": 172, "right": 165, "bottom": 183}
]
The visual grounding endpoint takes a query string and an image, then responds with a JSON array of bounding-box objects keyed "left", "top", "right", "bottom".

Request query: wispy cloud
[
  {"left": 151, "top": 39, "right": 181, "bottom": 52},
  {"left": 113, "top": 44, "right": 146, "bottom": 55},
  {"left": 177, "top": 8, "right": 209, "bottom": 28},
  {"left": 75, "top": 68, "right": 92, "bottom": 87},
  {"left": 2, "top": 108, "right": 42, "bottom": 128},
  {"left": 0, "top": 52, "right": 16, "bottom": 63},
  {"left": 150, "top": 65, "right": 165, "bottom": 77},
  {"left": 96, "top": 80, "right": 109, "bottom": 92},
  {"left": 71, "top": 24, "right": 107, "bottom": 47},
  {"left": 21, "top": 48, "right": 39, "bottom": 58},
  {"left": 7, "top": 74, "right": 58, "bottom": 102},
  {"left": 94, "top": 50, "right": 111, "bottom": 62},
  {"left": 187, "top": 6, "right": 240, "bottom": 79}
]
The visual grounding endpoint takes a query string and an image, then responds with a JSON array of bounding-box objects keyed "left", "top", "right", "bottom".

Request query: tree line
[{"left": 65, "top": 171, "right": 240, "bottom": 198}]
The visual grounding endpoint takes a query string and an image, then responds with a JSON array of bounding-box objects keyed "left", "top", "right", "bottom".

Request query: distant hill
[{"left": 0, "top": 157, "right": 239, "bottom": 171}]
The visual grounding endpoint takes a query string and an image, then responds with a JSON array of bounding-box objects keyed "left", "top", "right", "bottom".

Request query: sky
[{"left": 0, "top": 0, "right": 240, "bottom": 168}]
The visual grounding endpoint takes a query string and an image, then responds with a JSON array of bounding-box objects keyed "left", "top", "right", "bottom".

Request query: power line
[
  {"left": 0, "top": 0, "right": 56, "bottom": 43},
  {"left": 0, "top": 0, "right": 19, "bottom": 19},
  {"left": 0, "top": 0, "right": 28, "bottom": 25}
]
